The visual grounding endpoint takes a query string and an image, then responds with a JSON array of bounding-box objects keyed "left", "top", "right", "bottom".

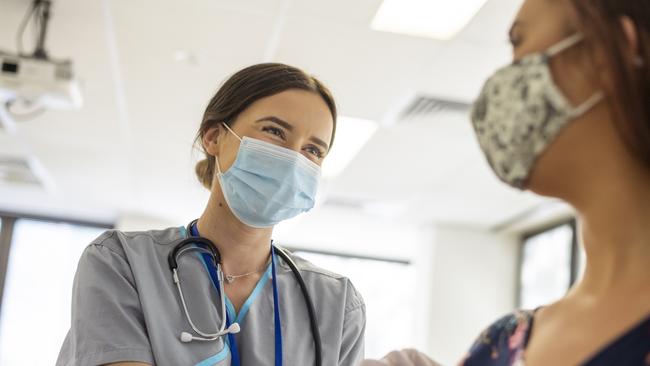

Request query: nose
[{"left": 286, "top": 138, "right": 303, "bottom": 153}]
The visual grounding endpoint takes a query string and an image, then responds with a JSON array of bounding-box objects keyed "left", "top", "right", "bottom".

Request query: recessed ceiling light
[
  {"left": 322, "top": 116, "right": 378, "bottom": 178},
  {"left": 371, "top": 0, "right": 489, "bottom": 40},
  {"left": 173, "top": 50, "right": 198, "bottom": 65}
]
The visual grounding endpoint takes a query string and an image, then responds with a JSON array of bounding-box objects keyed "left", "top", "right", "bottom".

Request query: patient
[{"left": 364, "top": 0, "right": 650, "bottom": 364}]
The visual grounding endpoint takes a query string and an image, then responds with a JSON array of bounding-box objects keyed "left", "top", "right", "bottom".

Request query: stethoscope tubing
[
  {"left": 273, "top": 246, "right": 323, "bottom": 366},
  {"left": 168, "top": 221, "right": 323, "bottom": 366},
  {"left": 171, "top": 243, "right": 230, "bottom": 339}
]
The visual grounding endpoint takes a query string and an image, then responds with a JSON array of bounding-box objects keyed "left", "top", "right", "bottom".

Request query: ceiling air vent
[
  {"left": 0, "top": 156, "right": 42, "bottom": 186},
  {"left": 398, "top": 95, "right": 471, "bottom": 123}
]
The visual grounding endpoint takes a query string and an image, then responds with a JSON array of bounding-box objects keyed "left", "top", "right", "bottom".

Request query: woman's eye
[
  {"left": 305, "top": 146, "right": 324, "bottom": 159},
  {"left": 262, "top": 126, "right": 286, "bottom": 139}
]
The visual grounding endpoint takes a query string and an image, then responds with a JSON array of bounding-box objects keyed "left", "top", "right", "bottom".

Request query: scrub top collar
[{"left": 186, "top": 222, "right": 284, "bottom": 366}]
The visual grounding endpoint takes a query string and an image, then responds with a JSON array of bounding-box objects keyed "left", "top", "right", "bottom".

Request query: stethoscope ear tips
[{"left": 180, "top": 332, "right": 193, "bottom": 343}]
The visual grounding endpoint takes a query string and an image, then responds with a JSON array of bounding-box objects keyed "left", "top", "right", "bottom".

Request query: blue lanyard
[
  {"left": 270, "top": 245, "right": 283, "bottom": 366},
  {"left": 190, "top": 223, "right": 283, "bottom": 366}
]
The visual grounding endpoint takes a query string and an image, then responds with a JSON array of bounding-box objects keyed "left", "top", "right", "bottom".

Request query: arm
[
  {"left": 57, "top": 238, "right": 155, "bottom": 366},
  {"left": 360, "top": 349, "right": 442, "bottom": 366},
  {"left": 338, "top": 279, "right": 367, "bottom": 366},
  {"left": 339, "top": 305, "right": 366, "bottom": 366},
  {"left": 458, "top": 311, "right": 531, "bottom": 366}
]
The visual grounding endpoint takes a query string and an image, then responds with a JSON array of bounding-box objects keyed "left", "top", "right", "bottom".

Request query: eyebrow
[{"left": 256, "top": 116, "right": 330, "bottom": 151}]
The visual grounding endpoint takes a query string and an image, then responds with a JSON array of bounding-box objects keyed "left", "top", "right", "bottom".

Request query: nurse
[{"left": 56, "top": 63, "right": 366, "bottom": 366}]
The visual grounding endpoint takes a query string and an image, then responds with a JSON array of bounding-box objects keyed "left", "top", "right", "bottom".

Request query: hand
[{"left": 360, "top": 349, "right": 442, "bottom": 366}]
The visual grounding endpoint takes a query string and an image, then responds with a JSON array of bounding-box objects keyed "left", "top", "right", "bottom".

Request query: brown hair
[
  {"left": 570, "top": 0, "right": 650, "bottom": 166},
  {"left": 194, "top": 63, "right": 337, "bottom": 189}
]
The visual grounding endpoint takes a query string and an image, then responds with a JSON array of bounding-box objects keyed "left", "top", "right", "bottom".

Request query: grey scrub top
[{"left": 56, "top": 227, "right": 366, "bottom": 366}]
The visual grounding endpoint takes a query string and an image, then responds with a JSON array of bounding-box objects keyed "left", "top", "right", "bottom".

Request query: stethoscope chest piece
[{"left": 168, "top": 233, "right": 238, "bottom": 343}]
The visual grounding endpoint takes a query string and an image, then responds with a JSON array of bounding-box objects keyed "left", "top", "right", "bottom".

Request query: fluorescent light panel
[
  {"left": 371, "top": 0, "right": 489, "bottom": 40},
  {"left": 322, "top": 116, "right": 378, "bottom": 178}
]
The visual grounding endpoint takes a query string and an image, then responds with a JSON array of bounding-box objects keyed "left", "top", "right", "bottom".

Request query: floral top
[{"left": 459, "top": 310, "right": 650, "bottom": 366}]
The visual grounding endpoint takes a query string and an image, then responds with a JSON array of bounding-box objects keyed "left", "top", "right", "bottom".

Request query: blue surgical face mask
[{"left": 214, "top": 123, "right": 321, "bottom": 228}]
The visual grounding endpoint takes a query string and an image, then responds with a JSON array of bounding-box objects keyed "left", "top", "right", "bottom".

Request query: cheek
[
  {"left": 217, "top": 153, "right": 237, "bottom": 173},
  {"left": 216, "top": 140, "right": 241, "bottom": 172},
  {"left": 550, "top": 53, "right": 598, "bottom": 106},
  {"left": 527, "top": 115, "right": 591, "bottom": 194}
]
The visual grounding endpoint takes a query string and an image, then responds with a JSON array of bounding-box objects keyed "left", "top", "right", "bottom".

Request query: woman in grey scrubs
[{"left": 56, "top": 63, "right": 366, "bottom": 366}]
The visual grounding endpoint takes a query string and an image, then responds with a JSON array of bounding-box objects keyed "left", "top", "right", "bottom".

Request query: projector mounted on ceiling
[
  {"left": 0, "top": 52, "right": 82, "bottom": 110},
  {"left": 0, "top": 0, "right": 82, "bottom": 134}
]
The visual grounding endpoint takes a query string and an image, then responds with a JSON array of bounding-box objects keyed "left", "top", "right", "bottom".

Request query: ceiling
[{"left": 0, "top": 0, "right": 546, "bottom": 230}]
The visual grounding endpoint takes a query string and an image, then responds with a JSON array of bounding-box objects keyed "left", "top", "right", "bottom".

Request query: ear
[
  {"left": 202, "top": 125, "right": 224, "bottom": 156},
  {"left": 620, "top": 16, "right": 642, "bottom": 65}
]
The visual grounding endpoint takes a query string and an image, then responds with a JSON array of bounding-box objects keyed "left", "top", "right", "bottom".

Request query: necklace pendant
[{"left": 225, "top": 275, "right": 235, "bottom": 283}]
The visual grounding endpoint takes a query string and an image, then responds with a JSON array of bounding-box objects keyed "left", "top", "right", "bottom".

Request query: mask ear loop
[
  {"left": 214, "top": 155, "right": 223, "bottom": 177},
  {"left": 544, "top": 34, "right": 606, "bottom": 117},
  {"left": 221, "top": 122, "right": 243, "bottom": 142},
  {"left": 547, "top": 33, "right": 584, "bottom": 57},
  {"left": 569, "top": 91, "right": 605, "bottom": 118},
  {"left": 213, "top": 123, "right": 243, "bottom": 178}
]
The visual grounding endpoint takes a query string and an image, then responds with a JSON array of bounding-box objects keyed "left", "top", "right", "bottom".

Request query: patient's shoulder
[{"left": 459, "top": 310, "right": 534, "bottom": 366}]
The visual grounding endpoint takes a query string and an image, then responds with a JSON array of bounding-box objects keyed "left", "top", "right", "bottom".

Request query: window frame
[
  {"left": 286, "top": 246, "right": 411, "bottom": 265},
  {"left": 516, "top": 219, "right": 578, "bottom": 308},
  {"left": 0, "top": 211, "right": 113, "bottom": 312}
]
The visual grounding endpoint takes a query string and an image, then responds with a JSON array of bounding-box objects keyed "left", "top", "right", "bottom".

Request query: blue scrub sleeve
[{"left": 56, "top": 239, "right": 154, "bottom": 366}]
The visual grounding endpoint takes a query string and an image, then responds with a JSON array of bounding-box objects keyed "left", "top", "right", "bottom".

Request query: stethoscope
[{"left": 168, "top": 220, "right": 322, "bottom": 366}]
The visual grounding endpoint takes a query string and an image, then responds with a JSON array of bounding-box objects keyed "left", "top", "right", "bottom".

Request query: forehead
[
  {"left": 511, "top": 0, "right": 579, "bottom": 59},
  {"left": 240, "top": 89, "right": 334, "bottom": 133},
  {"left": 515, "top": 0, "right": 575, "bottom": 30}
]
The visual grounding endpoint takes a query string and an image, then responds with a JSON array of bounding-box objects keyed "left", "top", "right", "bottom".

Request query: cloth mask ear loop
[
  {"left": 545, "top": 33, "right": 605, "bottom": 118},
  {"left": 213, "top": 123, "right": 243, "bottom": 177},
  {"left": 570, "top": 91, "right": 605, "bottom": 117},
  {"left": 546, "top": 33, "right": 584, "bottom": 57}
]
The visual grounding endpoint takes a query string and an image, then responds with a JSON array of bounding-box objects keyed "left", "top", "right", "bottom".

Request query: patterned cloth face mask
[{"left": 470, "top": 33, "right": 604, "bottom": 189}]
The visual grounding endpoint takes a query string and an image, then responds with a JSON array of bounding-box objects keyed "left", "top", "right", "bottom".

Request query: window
[
  {"left": 0, "top": 216, "right": 109, "bottom": 366},
  {"left": 293, "top": 249, "right": 416, "bottom": 359},
  {"left": 518, "top": 222, "right": 577, "bottom": 309}
]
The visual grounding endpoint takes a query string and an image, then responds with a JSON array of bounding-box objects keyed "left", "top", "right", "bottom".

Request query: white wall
[
  {"left": 116, "top": 211, "right": 178, "bottom": 232},
  {"left": 424, "top": 225, "right": 519, "bottom": 365},
  {"left": 273, "top": 206, "right": 426, "bottom": 261}
]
